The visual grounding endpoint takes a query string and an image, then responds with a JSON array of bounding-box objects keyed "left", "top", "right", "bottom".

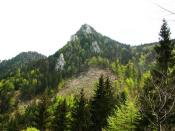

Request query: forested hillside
[
  {"left": 0, "top": 20, "right": 175, "bottom": 131},
  {"left": 0, "top": 52, "right": 46, "bottom": 79}
]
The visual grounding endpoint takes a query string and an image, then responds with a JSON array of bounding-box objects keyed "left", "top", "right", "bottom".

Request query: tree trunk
[{"left": 158, "top": 124, "right": 162, "bottom": 131}]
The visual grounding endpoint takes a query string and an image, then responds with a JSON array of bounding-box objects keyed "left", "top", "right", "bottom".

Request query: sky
[{"left": 0, "top": 0, "right": 175, "bottom": 60}]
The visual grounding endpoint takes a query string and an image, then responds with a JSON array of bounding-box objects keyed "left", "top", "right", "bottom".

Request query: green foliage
[
  {"left": 24, "top": 95, "right": 50, "bottom": 131},
  {"left": 58, "top": 79, "right": 65, "bottom": 90},
  {"left": 125, "top": 78, "right": 134, "bottom": 90},
  {"left": 107, "top": 99, "right": 141, "bottom": 131},
  {"left": 120, "top": 47, "right": 132, "bottom": 64},
  {"left": 0, "top": 79, "right": 15, "bottom": 113},
  {"left": 52, "top": 99, "right": 69, "bottom": 131},
  {"left": 124, "top": 62, "right": 137, "bottom": 79},
  {"left": 155, "top": 19, "right": 174, "bottom": 73},
  {"left": 22, "top": 127, "right": 40, "bottom": 131},
  {"left": 111, "top": 59, "right": 125, "bottom": 77},
  {"left": 88, "top": 56, "right": 109, "bottom": 68},
  {"left": 0, "top": 51, "right": 46, "bottom": 79},
  {"left": 91, "top": 75, "right": 116, "bottom": 131},
  {"left": 1, "top": 22, "right": 175, "bottom": 130},
  {"left": 139, "top": 19, "right": 175, "bottom": 130},
  {"left": 71, "top": 89, "right": 91, "bottom": 131}
]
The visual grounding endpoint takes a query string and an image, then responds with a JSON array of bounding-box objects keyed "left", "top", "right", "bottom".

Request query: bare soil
[{"left": 59, "top": 67, "right": 117, "bottom": 98}]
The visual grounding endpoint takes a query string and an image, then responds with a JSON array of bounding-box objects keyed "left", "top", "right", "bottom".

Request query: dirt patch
[{"left": 59, "top": 67, "right": 117, "bottom": 98}]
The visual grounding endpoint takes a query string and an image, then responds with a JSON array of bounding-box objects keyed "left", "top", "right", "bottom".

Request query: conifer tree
[
  {"left": 154, "top": 19, "right": 174, "bottom": 75},
  {"left": 26, "top": 95, "right": 50, "bottom": 131},
  {"left": 7, "top": 119, "right": 18, "bottom": 131},
  {"left": 35, "top": 95, "right": 50, "bottom": 131},
  {"left": 140, "top": 19, "right": 175, "bottom": 131},
  {"left": 52, "top": 99, "right": 69, "bottom": 131},
  {"left": 71, "top": 89, "right": 91, "bottom": 131},
  {"left": 91, "top": 75, "right": 115, "bottom": 131}
]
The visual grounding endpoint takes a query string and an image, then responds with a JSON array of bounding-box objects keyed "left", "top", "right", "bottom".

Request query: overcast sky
[{"left": 0, "top": 0, "right": 175, "bottom": 60}]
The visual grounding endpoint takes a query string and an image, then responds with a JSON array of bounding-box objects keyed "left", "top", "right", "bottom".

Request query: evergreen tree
[
  {"left": 154, "top": 19, "right": 174, "bottom": 75},
  {"left": 7, "top": 119, "right": 18, "bottom": 131},
  {"left": 90, "top": 75, "right": 115, "bottom": 131},
  {"left": 140, "top": 19, "right": 175, "bottom": 131},
  {"left": 52, "top": 99, "right": 69, "bottom": 131},
  {"left": 36, "top": 96, "right": 50, "bottom": 131},
  {"left": 27, "top": 95, "right": 50, "bottom": 131},
  {"left": 104, "top": 77, "right": 116, "bottom": 115},
  {"left": 71, "top": 89, "right": 91, "bottom": 131},
  {"left": 0, "top": 114, "right": 8, "bottom": 131}
]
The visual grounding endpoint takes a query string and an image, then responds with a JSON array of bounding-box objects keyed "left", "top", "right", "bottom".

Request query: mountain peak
[
  {"left": 69, "top": 24, "right": 97, "bottom": 42},
  {"left": 78, "top": 24, "right": 95, "bottom": 34},
  {"left": 81, "top": 23, "right": 93, "bottom": 28}
]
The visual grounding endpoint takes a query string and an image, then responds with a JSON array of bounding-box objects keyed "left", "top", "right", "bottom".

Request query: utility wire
[
  {"left": 144, "top": 0, "right": 175, "bottom": 22},
  {"left": 152, "top": 2, "right": 175, "bottom": 15},
  {"left": 146, "top": 0, "right": 175, "bottom": 15}
]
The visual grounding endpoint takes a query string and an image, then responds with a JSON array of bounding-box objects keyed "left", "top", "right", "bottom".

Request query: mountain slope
[
  {"left": 50, "top": 24, "right": 133, "bottom": 79},
  {"left": 59, "top": 67, "right": 117, "bottom": 98},
  {"left": 0, "top": 24, "right": 161, "bottom": 130},
  {"left": 0, "top": 51, "right": 46, "bottom": 79},
  {"left": 0, "top": 24, "right": 158, "bottom": 103},
  {"left": 0, "top": 24, "right": 156, "bottom": 92}
]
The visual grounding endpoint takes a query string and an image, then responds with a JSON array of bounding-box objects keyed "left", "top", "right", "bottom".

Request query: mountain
[
  {"left": 47, "top": 24, "right": 156, "bottom": 80},
  {"left": 0, "top": 51, "right": 46, "bottom": 79},
  {"left": 0, "top": 24, "right": 156, "bottom": 91},
  {"left": 51, "top": 24, "right": 134, "bottom": 77},
  {"left": 0, "top": 24, "right": 162, "bottom": 130},
  {"left": 56, "top": 24, "right": 132, "bottom": 62}
]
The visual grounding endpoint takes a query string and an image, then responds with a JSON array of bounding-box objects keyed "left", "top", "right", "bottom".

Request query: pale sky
[{"left": 0, "top": 0, "right": 175, "bottom": 60}]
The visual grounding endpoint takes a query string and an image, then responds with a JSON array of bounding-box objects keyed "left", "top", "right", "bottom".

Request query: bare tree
[{"left": 140, "top": 70, "right": 175, "bottom": 131}]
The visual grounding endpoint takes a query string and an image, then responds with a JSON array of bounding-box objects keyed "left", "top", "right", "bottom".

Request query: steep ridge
[{"left": 49, "top": 24, "right": 133, "bottom": 78}]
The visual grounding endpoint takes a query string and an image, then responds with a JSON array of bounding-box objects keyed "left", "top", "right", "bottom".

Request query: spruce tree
[
  {"left": 26, "top": 95, "right": 50, "bottom": 131},
  {"left": 140, "top": 19, "right": 175, "bottom": 131},
  {"left": 91, "top": 75, "right": 115, "bottom": 131},
  {"left": 104, "top": 77, "right": 115, "bottom": 112},
  {"left": 52, "top": 99, "right": 69, "bottom": 131},
  {"left": 35, "top": 95, "right": 50, "bottom": 131},
  {"left": 154, "top": 19, "right": 174, "bottom": 75},
  {"left": 71, "top": 89, "right": 91, "bottom": 131}
]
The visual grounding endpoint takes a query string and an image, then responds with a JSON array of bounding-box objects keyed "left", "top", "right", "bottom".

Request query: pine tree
[
  {"left": 71, "top": 89, "right": 91, "bottom": 131},
  {"left": 52, "top": 99, "right": 69, "bottom": 131},
  {"left": 90, "top": 75, "right": 115, "bottom": 131}
]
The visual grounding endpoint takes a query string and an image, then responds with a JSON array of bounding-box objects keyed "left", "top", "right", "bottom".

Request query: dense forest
[{"left": 0, "top": 20, "right": 175, "bottom": 131}]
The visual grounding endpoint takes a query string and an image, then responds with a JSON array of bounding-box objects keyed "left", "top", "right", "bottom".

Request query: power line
[
  {"left": 153, "top": 2, "right": 175, "bottom": 15},
  {"left": 144, "top": 0, "right": 175, "bottom": 22}
]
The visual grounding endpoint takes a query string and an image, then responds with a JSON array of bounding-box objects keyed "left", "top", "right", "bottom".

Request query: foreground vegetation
[{"left": 0, "top": 20, "right": 175, "bottom": 131}]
